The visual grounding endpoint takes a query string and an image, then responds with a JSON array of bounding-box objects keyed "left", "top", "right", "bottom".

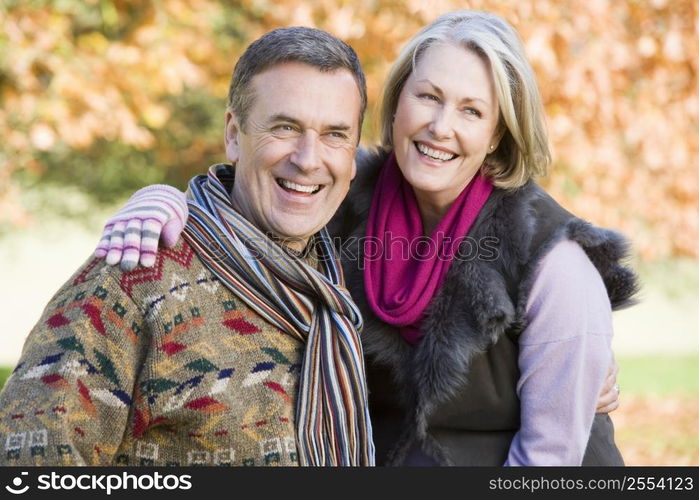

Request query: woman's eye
[
  {"left": 464, "top": 108, "right": 482, "bottom": 118},
  {"left": 419, "top": 93, "right": 439, "bottom": 102}
]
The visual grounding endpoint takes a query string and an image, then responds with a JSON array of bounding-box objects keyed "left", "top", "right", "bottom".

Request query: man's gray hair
[{"left": 227, "top": 26, "right": 367, "bottom": 136}]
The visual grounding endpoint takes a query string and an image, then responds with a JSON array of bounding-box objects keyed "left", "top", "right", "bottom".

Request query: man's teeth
[
  {"left": 278, "top": 179, "right": 321, "bottom": 194},
  {"left": 416, "top": 142, "right": 457, "bottom": 161}
]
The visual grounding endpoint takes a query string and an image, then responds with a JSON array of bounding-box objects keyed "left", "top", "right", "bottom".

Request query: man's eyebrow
[
  {"left": 269, "top": 114, "right": 302, "bottom": 126},
  {"left": 325, "top": 123, "right": 352, "bottom": 132},
  {"left": 416, "top": 78, "right": 489, "bottom": 106},
  {"left": 269, "top": 114, "right": 353, "bottom": 133}
]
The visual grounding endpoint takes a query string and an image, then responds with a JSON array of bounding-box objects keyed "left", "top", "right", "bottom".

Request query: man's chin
[{"left": 268, "top": 224, "right": 322, "bottom": 250}]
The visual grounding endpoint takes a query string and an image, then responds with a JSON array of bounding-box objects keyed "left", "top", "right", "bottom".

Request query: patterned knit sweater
[{"left": 0, "top": 240, "right": 302, "bottom": 466}]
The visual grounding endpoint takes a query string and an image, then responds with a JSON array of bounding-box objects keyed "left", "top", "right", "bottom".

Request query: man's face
[{"left": 225, "top": 62, "right": 361, "bottom": 251}]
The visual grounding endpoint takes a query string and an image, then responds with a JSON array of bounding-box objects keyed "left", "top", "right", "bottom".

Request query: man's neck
[{"left": 229, "top": 188, "right": 310, "bottom": 254}]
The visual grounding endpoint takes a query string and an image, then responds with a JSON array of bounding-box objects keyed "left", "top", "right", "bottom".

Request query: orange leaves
[{"left": 1, "top": 0, "right": 698, "bottom": 259}]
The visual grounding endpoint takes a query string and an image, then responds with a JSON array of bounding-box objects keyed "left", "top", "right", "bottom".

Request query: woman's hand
[
  {"left": 596, "top": 355, "right": 620, "bottom": 413},
  {"left": 94, "top": 185, "right": 188, "bottom": 270}
]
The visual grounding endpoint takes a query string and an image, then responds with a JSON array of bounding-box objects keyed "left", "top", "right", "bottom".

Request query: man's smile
[{"left": 275, "top": 177, "right": 324, "bottom": 195}]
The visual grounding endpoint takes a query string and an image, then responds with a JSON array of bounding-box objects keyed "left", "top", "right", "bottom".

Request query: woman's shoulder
[
  {"left": 531, "top": 239, "right": 608, "bottom": 310},
  {"left": 522, "top": 239, "right": 613, "bottom": 344},
  {"left": 518, "top": 184, "right": 639, "bottom": 312},
  {"left": 472, "top": 181, "right": 639, "bottom": 312}
]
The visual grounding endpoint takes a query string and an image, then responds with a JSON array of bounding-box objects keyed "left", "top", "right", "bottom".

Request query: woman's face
[{"left": 392, "top": 42, "right": 502, "bottom": 211}]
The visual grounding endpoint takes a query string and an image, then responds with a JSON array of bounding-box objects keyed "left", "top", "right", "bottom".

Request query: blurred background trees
[
  {"left": 1, "top": 0, "right": 698, "bottom": 465},
  {"left": 1, "top": 0, "right": 698, "bottom": 259}
]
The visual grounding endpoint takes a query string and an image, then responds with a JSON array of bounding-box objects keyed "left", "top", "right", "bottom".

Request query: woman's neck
[
  {"left": 411, "top": 172, "right": 480, "bottom": 236},
  {"left": 414, "top": 191, "right": 453, "bottom": 236}
]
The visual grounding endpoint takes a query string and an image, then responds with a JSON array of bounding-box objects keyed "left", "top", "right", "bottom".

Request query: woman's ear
[
  {"left": 490, "top": 125, "right": 506, "bottom": 153},
  {"left": 224, "top": 111, "right": 241, "bottom": 164}
]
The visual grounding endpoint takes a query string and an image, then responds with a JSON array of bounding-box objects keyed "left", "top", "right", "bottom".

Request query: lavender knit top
[{"left": 504, "top": 239, "right": 614, "bottom": 465}]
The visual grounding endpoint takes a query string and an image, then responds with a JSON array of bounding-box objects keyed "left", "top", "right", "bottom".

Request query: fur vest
[{"left": 328, "top": 148, "right": 638, "bottom": 466}]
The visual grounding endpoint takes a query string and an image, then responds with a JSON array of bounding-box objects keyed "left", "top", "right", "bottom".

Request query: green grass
[
  {"left": 1, "top": 355, "right": 698, "bottom": 396},
  {"left": 0, "top": 366, "right": 12, "bottom": 390},
  {"left": 617, "top": 355, "right": 699, "bottom": 396}
]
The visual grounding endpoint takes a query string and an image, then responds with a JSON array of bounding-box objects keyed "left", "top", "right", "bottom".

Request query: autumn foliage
[{"left": 1, "top": 0, "right": 696, "bottom": 260}]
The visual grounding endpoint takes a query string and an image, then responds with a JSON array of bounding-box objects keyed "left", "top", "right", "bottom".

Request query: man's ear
[
  {"left": 224, "top": 111, "right": 241, "bottom": 164},
  {"left": 351, "top": 157, "right": 357, "bottom": 181}
]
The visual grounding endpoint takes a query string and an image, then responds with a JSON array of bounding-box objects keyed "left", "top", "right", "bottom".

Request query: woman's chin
[{"left": 404, "top": 173, "right": 448, "bottom": 195}]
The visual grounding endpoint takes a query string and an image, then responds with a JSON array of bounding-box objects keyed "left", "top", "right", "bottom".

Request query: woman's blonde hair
[{"left": 380, "top": 10, "right": 551, "bottom": 188}]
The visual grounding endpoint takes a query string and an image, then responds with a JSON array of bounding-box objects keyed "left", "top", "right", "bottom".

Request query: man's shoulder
[
  {"left": 115, "top": 239, "right": 202, "bottom": 298},
  {"left": 59, "top": 239, "right": 204, "bottom": 302}
]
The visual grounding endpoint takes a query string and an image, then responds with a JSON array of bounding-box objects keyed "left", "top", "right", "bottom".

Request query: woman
[{"left": 96, "top": 11, "right": 633, "bottom": 465}]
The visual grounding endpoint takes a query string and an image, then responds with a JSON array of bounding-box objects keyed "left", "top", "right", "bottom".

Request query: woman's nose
[{"left": 428, "top": 108, "right": 454, "bottom": 140}]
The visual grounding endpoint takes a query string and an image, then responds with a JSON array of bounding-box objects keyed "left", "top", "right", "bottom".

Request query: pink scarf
[{"left": 364, "top": 154, "right": 493, "bottom": 344}]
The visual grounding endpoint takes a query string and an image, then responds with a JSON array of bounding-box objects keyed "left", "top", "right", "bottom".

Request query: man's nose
[
  {"left": 428, "top": 108, "right": 455, "bottom": 140},
  {"left": 290, "top": 132, "right": 321, "bottom": 172}
]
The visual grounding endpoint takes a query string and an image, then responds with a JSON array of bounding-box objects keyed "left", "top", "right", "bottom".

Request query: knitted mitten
[{"left": 95, "top": 184, "right": 188, "bottom": 270}]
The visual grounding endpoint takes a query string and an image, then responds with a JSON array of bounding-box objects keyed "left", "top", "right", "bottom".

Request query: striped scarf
[{"left": 181, "top": 164, "right": 374, "bottom": 466}]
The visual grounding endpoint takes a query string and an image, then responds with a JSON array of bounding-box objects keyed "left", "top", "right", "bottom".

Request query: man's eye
[{"left": 272, "top": 124, "right": 298, "bottom": 135}]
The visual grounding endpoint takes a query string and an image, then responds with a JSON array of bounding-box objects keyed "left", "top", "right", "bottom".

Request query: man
[{"left": 0, "top": 27, "right": 373, "bottom": 466}]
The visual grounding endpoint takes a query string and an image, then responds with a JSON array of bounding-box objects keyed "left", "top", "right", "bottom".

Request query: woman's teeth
[{"left": 416, "top": 142, "right": 457, "bottom": 161}]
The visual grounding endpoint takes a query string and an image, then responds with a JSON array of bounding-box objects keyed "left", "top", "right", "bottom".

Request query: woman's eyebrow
[{"left": 415, "top": 78, "right": 489, "bottom": 106}]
